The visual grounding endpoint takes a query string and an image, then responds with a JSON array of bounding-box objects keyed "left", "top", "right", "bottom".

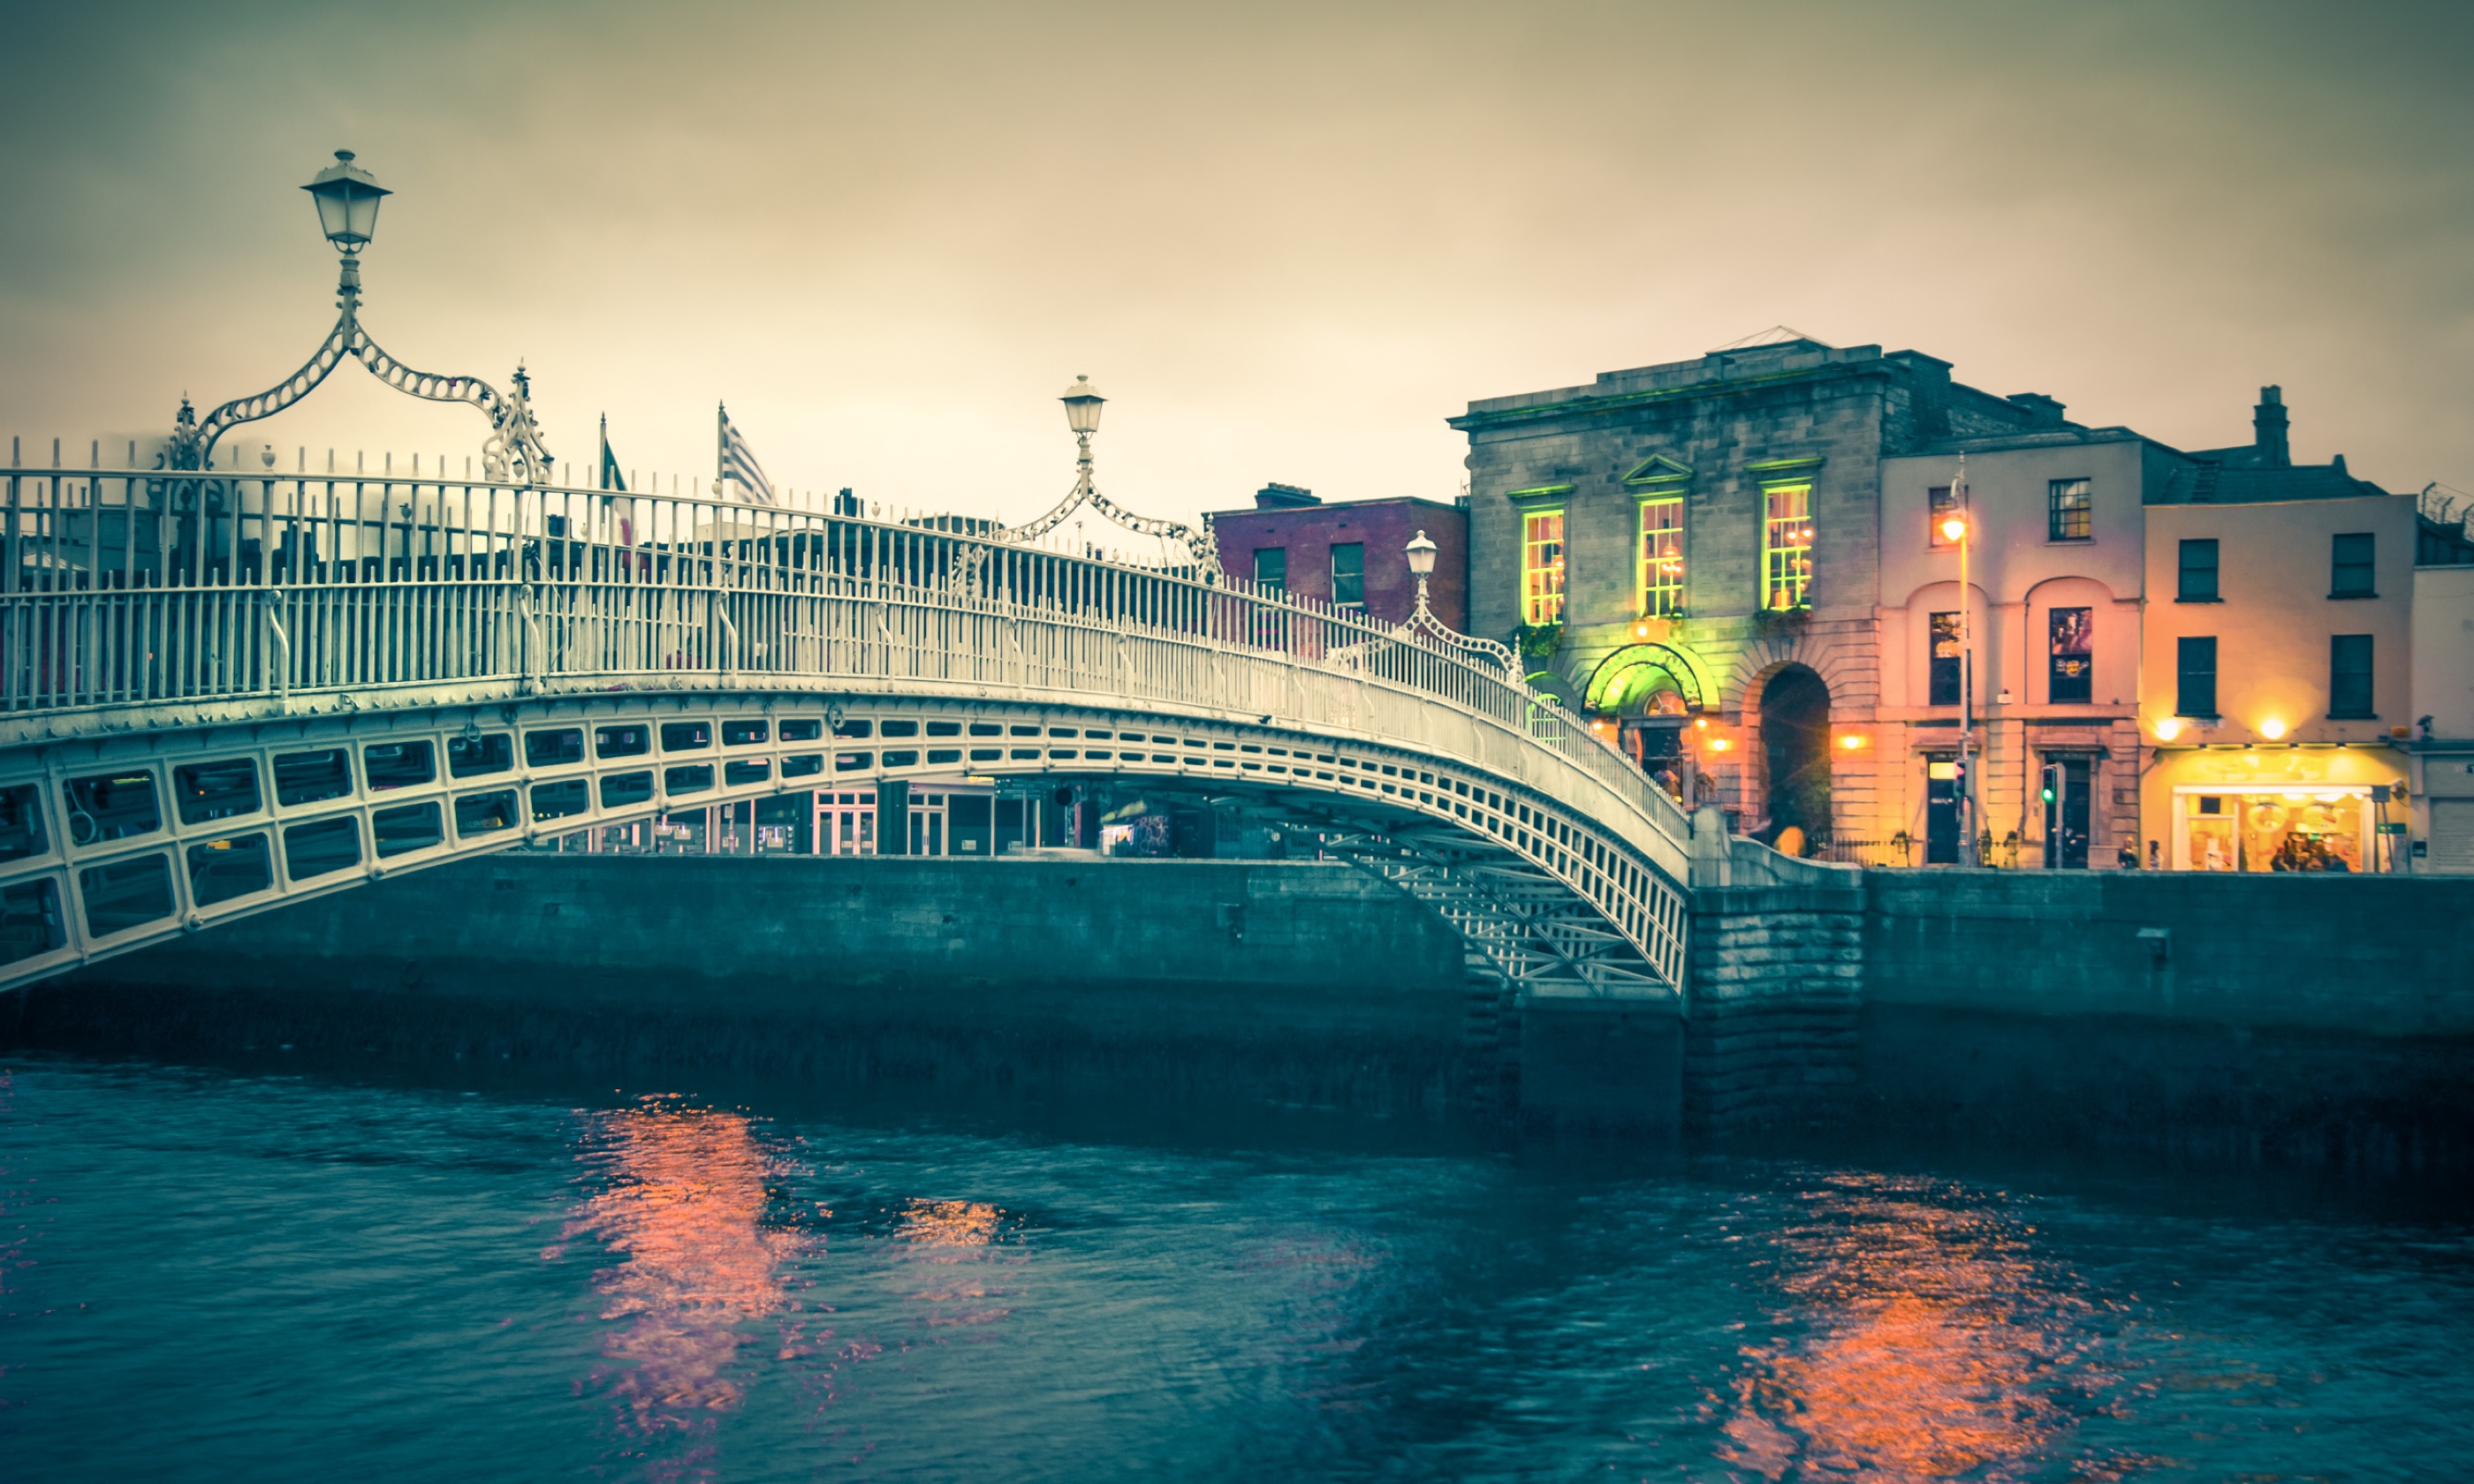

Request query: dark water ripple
[{"left": 2, "top": 1056, "right": 2469, "bottom": 1482}]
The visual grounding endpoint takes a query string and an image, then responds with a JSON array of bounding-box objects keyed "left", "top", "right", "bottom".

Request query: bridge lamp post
[
  {"left": 1405, "top": 529, "right": 1438, "bottom": 617},
  {"left": 1061, "top": 375, "right": 1104, "bottom": 493},
  {"left": 167, "top": 149, "right": 551, "bottom": 482}
]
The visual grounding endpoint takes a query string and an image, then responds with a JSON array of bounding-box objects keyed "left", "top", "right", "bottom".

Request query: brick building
[
  {"left": 1205, "top": 484, "right": 1468, "bottom": 631},
  {"left": 1449, "top": 334, "right": 2062, "bottom": 849}
]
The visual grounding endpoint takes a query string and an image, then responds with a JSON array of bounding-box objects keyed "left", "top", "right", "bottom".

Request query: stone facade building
[{"left": 1449, "top": 335, "right": 2060, "bottom": 849}]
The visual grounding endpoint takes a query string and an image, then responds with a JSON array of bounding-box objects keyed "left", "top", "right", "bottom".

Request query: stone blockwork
[
  {"left": 1449, "top": 338, "right": 2055, "bottom": 844},
  {"left": 1684, "top": 883, "right": 1865, "bottom": 1133}
]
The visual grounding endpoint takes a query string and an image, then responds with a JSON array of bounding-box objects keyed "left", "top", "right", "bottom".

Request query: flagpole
[{"left": 716, "top": 402, "right": 727, "bottom": 504}]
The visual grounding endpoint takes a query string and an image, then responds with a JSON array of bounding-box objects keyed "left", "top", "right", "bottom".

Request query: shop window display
[{"left": 2178, "top": 789, "right": 2367, "bottom": 872}]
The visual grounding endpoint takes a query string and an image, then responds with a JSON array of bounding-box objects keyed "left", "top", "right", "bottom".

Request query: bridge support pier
[{"left": 1681, "top": 806, "right": 1867, "bottom": 1136}]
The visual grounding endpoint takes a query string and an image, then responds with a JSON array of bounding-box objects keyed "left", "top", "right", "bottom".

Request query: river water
[{"left": 3, "top": 1053, "right": 2469, "bottom": 1482}]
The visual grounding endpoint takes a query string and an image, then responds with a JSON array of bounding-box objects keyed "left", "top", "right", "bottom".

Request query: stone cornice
[{"left": 1448, "top": 360, "right": 1901, "bottom": 434}]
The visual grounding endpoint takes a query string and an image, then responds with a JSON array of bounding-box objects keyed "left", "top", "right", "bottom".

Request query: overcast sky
[{"left": 3, "top": 0, "right": 2467, "bottom": 527}]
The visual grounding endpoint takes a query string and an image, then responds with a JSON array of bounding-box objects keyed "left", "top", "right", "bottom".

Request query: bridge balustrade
[
  {"left": 0, "top": 462, "right": 1677, "bottom": 829},
  {"left": 0, "top": 458, "right": 1696, "bottom": 996}
]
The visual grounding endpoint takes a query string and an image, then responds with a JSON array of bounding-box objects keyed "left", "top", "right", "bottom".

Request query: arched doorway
[{"left": 1758, "top": 666, "right": 1831, "bottom": 845}]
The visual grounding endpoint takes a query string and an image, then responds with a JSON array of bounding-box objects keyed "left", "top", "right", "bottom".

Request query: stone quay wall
[
  {"left": 1853, "top": 868, "right": 2474, "bottom": 1165},
  {"left": 17, "top": 851, "right": 2472, "bottom": 1160}
]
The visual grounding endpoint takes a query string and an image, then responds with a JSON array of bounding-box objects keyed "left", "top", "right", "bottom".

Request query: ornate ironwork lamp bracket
[{"left": 168, "top": 150, "right": 552, "bottom": 485}]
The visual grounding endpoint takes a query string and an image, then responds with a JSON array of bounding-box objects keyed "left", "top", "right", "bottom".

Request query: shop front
[{"left": 2148, "top": 746, "right": 2409, "bottom": 873}]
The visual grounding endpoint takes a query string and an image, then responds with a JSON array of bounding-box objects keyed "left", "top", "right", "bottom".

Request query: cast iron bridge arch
[{"left": 0, "top": 458, "right": 1694, "bottom": 1004}]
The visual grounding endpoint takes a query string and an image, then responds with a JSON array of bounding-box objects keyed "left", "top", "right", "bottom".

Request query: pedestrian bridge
[{"left": 0, "top": 460, "right": 1696, "bottom": 1003}]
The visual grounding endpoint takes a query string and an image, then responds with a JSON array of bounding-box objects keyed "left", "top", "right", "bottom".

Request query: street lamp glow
[
  {"left": 2259, "top": 717, "right": 2288, "bottom": 740},
  {"left": 1404, "top": 529, "right": 1438, "bottom": 578},
  {"left": 302, "top": 149, "right": 389, "bottom": 254},
  {"left": 2154, "top": 716, "right": 2184, "bottom": 742},
  {"left": 1060, "top": 375, "right": 1105, "bottom": 435},
  {"left": 1939, "top": 514, "right": 1968, "bottom": 543},
  {"left": 1839, "top": 733, "right": 1864, "bottom": 750}
]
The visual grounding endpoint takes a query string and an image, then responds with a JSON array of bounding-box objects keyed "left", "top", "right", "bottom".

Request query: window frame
[
  {"left": 2329, "top": 533, "right": 2376, "bottom": 599},
  {"left": 1760, "top": 481, "right": 1814, "bottom": 610},
  {"left": 2328, "top": 633, "right": 2375, "bottom": 718},
  {"left": 1521, "top": 509, "right": 1566, "bottom": 625},
  {"left": 1928, "top": 610, "right": 1962, "bottom": 708},
  {"left": 1636, "top": 496, "right": 1685, "bottom": 617},
  {"left": 1328, "top": 541, "right": 1364, "bottom": 610},
  {"left": 2048, "top": 478, "right": 2093, "bottom": 542},
  {"left": 2047, "top": 606, "right": 2093, "bottom": 705},
  {"left": 2176, "top": 538, "right": 2220, "bottom": 602},
  {"left": 1927, "top": 485, "right": 1958, "bottom": 548},
  {"left": 2174, "top": 635, "right": 2219, "bottom": 719},
  {"left": 1251, "top": 546, "right": 1286, "bottom": 595}
]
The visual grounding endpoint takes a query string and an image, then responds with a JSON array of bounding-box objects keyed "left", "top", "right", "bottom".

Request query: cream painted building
[
  {"left": 2139, "top": 392, "right": 2417, "bottom": 873},
  {"left": 1878, "top": 425, "right": 2169, "bottom": 867},
  {"left": 2407, "top": 550, "right": 2474, "bottom": 871}
]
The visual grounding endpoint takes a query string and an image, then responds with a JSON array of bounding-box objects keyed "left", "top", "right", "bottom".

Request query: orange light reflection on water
[
  {"left": 1720, "top": 1176, "right": 2139, "bottom": 1480},
  {"left": 561, "top": 1098, "right": 795, "bottom": 1453}
]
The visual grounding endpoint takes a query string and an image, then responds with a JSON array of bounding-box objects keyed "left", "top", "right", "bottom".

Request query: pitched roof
[{"left": 2148, "top": 458, "right": 2391, "bottom": 506}]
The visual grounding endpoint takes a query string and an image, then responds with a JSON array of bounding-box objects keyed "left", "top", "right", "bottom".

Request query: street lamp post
[
  {"left": 1940, "top": 455, "right": 1977, "bottom": 862},
  {"left": 168, "top": 149, "right": 552, "bottom": 483}
]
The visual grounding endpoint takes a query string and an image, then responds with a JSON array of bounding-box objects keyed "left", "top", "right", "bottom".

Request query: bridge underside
[{"left": 0, "top": 685, "right": 1689, "bottom": 1004}]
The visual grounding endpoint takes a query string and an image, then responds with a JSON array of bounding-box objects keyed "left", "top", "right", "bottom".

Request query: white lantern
[
  {"left": 1060, "top": 375, "right": 1105, "bottom": 435},
  {"left": 1405, "top": 529, "right": 1438, "bottom": 578},
  {"left": 301, "top": 149, "right": 390, "bottom": 254}
]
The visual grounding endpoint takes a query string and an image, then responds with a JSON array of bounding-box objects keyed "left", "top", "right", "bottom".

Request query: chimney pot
[{"left": 2252, "top": 385, "right": 2290, "bottom": 468}]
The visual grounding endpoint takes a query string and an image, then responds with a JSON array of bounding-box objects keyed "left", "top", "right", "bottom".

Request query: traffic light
[{"left": 2039, "top": 765, "right": 2058, "bottom": 806}]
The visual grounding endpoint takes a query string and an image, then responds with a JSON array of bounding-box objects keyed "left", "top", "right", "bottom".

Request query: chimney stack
[
  {"left": 2253, "top": 386, "right": 2289, "bottom": 468},
  {"left": 1255, "top": 482, "right": 1320, "bottom": 510}
]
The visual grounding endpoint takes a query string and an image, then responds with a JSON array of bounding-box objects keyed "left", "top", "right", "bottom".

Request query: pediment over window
[{"left": 1620, "top": 455, "right": 1694, "bottom": 488}]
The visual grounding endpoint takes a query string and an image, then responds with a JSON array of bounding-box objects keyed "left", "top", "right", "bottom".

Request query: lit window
[
  {"left": 1252, "top": 547, "right": 1286, "bottom": 594},
  {"left": 2329, "top": 633, "right": 2374, "bottom": 717},
  {"left": 1637, "top": 497, "right": 1684, "bottom": 617},
  {"left": 1929, "top": 611, "right": 1962, "bottom": 707},
  {"left": 1328, "top": 542, "right": 1364, "bottom": 609},
  {"left": 2048, "top": 479, "right": 2092, "bottom": 541},
  {"left": 2048, "top": 607, "right": 2092, "bottom": 703},
  {"left": 1522, "top": 510, "right": 1565, "bottom": 625},
  {"left": 1928, "top": 486, "right": 1958, "bottom": 547},
  {"left": 1762, "top": 482, "right": 1813, "bottom": 610}
]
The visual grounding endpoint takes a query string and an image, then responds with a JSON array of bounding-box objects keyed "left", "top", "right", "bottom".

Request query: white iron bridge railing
[{"left": 0, "top": 459, "right": 1691, "bottom": 855}]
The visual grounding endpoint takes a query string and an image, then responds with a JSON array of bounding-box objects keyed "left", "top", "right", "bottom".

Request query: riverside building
[
  {"left": 1449, "top": 333, "right": 2068, "bottom": 854},
  {"left": 2137, "top": 389, "right": 2419, "bottom": 872}
]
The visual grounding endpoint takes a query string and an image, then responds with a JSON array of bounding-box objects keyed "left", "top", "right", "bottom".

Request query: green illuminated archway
[{"left": 1582, "top": 643, "right": 1708, "bottom": 715}]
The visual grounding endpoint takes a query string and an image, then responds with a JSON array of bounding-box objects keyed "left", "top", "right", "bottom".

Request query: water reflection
[
  {"left": 894, "top": 1197, "right": 1020, "bottom": 1332},
  {"left": 561, "top": 1096, "right": 799, "bottom": 1471},
  {"left": 1722, "top": 1173, "right": 2137, "bottom": 1480}
]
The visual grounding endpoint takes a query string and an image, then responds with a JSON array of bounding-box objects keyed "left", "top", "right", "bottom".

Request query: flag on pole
[
  {"left": 717, "top": 403, "right": 774, "bottom": 505},
  {"left": 597, "top": 414, "right": 626, "bottom": 493}
]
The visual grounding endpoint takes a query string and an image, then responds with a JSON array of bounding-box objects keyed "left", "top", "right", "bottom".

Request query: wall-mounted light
[
  {"left": 1694, "top": 717, "right": 1708, "bottom": 731},
  {"left": 2153, "top": 717, "right": 2183, "bottom": 742},
  {"left": 2259, "top": 718, "right": 2288, "bottom": 740},
  {"left": 1939, "top": 515, "right": 1968, "bottom": 543},
  {"left": 1839, "top": 733, "right": 1864, "bottom": 750},
  {"left": 1710, "top": 738, "right": 1732, "bottom": 753}
]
